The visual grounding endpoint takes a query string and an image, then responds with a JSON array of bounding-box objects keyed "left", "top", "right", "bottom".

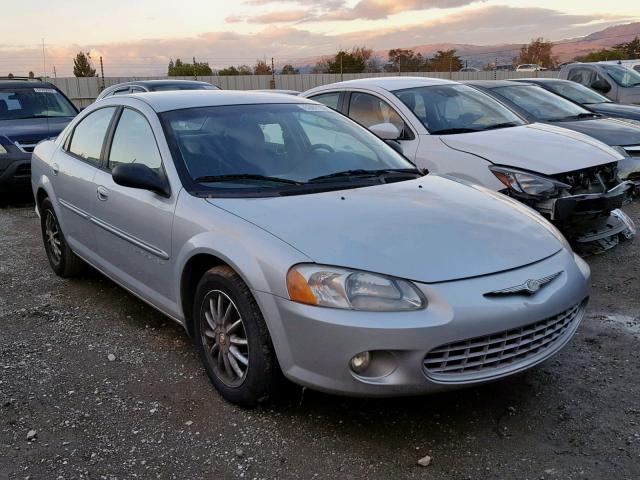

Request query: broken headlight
[{"left": 489, "top": 166, "right": 570, "bottom": 198}]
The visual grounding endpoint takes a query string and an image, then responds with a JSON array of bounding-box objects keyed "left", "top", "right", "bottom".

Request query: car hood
[
  {"left": 0, "top": 117, "right": 72, "bottom": 143},
  {"left": 207, "top": 176, "right": 563, "bottom": 283},
  {"left": 543, "top": 117, "right": 640, "bottom": 147},
  {"left": 439, "top": 123, "right": 623, "bottom": 175},
  {"left": 589, "top": 102, "right": 640, "bottom": 121}
]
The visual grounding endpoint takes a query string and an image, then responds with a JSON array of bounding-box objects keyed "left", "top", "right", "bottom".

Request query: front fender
[{"left": 171, "top": 192, "right": 313, "bottom": 319}]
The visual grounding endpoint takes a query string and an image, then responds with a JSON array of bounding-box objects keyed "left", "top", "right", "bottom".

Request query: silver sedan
[{"left": 31, "top": 91, "right": 591, "bottom": 406}]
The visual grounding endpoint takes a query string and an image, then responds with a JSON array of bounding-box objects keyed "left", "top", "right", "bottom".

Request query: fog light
[{"left": 350, "top": 351, "right": 371, "bottom": 374}]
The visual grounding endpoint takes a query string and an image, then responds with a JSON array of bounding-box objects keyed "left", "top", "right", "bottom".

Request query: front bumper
[
  {"left": 0, "top": 152, "right": 32, "bottom": 191},
  {"left": 255, "top": 249, "right": 590, "bottom": 397}
]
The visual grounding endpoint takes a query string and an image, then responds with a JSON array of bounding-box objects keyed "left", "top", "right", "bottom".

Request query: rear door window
[
  {"left": 67, "top": 107, "right": 116, "bottom": 166},
  {"left": 568, "top": 68, "right": 593, "bottom": 86},
  {"left": 309, "top": 92, "right": 340, "bottom": 110}
]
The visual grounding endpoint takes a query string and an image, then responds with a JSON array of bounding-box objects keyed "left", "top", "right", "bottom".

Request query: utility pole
[
  {"left": 398, "top": 57, "right": 401, "bottom": 74},
  {"left": 340, "top": 52, "right": 343, "bottom": 81},
  {"left": 270, "top": 57, "right": 276, "bottom": 89},
  {"left": 41, "top": 38, "right": 46, "bottom": 79},
  {"left": 53, "top": 66, "right": 57, "bottom": 80},
  {"left": 193, "top": 56, "right": 197, "bottom": 80},
  {"left": 99, "top": 56, "right": 105, "bottom": 91}
]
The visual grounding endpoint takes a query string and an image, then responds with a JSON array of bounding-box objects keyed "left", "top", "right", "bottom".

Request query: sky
[{"left": 0, "top": 0, "right": 638, "bottom": 76}]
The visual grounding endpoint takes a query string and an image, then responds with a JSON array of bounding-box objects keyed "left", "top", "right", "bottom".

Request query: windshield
[
  {"left": 493, "top": 85, "right": 590, "bottom": 121},
  {"left": 393, "top": 84, "right": 526, "bottom": 135},
  {"left": 545, "top": 81, "right": 611, "bottom": 104},
  {"left": 601, "top": 65, "right": 640, "bottom": 88},
  {"left": 161, "top": 103, "right": 418, "bottom": 195},
  {"left": 0, "top": 87, "right": 77, "bottom": 120},
  {"left": 149, "top": 83, "right": 218, "bottom": 92}
]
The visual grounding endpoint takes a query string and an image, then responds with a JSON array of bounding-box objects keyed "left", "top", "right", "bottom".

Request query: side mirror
[
  {"left": 369, "top": 122, "right": 401, "bottom": 140},
  {"left": 112, "top": 163, "right": 170, "bottom": 197},
  {"left": 591, "top": 78, "right": 611, "bottom": 94}
]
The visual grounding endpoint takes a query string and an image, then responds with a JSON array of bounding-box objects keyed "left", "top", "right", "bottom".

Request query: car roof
[
  {"left": 464, "top": 80, "right": 534, "bottom": 89},
  {"left": 309, "top": 76, "right": 457, "bottom": 92},
  {"left": 107, "top": 79, "right": 215, "bottom": 88},
  {"left": 126, "top": 90, "right": 316, "bottom": 112},
  {"left": 0, "top": 80, "right": 58, "bottom": 89}
]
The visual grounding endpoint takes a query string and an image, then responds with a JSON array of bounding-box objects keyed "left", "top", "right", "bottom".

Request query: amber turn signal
[{"left": 287, "top": 268, "right": 318, "bottom": 305}]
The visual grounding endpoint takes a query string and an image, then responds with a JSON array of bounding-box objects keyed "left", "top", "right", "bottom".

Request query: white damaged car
[{"left": 303, "top": 77, "right": 636, "bottom": 253}]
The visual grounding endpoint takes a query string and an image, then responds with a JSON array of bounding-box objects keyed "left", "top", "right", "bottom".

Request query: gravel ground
[{"left": 1, "top": 194, "right": 639, "bottom": 480}]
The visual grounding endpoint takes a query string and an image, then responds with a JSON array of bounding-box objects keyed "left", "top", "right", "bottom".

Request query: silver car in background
[{"left": 31, "top": 91, "right": 591, "bottom": 406}]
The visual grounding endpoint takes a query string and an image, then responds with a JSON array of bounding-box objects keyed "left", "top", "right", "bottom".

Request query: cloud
[
  {"left": 227, "top": 9, "right": 309, "bottom": 24},
  {"left": 239, "top": 0, "right": 487, "bottom": 23},
  {"left": 1, "top": 6, "right": 635, "bottom": 76}
]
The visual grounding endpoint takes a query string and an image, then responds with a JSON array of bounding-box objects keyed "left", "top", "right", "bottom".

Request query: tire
[
  {"left": 193, "top": 265, "right": 283, "bottom": 407},
  {"left": 40, "top": 197, "right": 85, "bottom": 278}
]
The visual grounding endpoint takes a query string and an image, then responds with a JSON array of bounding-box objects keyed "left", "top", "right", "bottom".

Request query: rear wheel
[
  {"left": 40, "top": 197, "right": 85, "bottom": 278},
  {"left": 193, "top": 265, "right": 283, "bottom": 406}
]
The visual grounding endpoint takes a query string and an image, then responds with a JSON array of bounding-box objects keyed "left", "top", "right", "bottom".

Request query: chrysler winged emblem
[{"left": 486, "top": 272, "right": 562, "bottom": 296}]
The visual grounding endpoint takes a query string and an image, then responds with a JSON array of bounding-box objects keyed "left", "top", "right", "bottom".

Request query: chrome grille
[{"left": 423, "top": 302, "right": 584, "bottom": 379}]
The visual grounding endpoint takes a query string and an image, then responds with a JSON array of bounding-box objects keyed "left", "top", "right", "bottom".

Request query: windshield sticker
[
  {"left": 298, "top": 104, "right": 331, "bottom": 111},
  {"left": 33, "top": 88, "right": 57, "bottom": 94}
]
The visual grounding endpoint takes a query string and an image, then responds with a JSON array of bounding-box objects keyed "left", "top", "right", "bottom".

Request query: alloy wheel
[
  {"left": 201, "top": 290, "right": 249, "bottom": 387},
  {"left": 44, "top": 211, "right": 62, "bottom": 264}
]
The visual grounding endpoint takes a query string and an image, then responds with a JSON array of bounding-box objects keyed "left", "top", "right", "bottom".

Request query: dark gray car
[
  {"left": 466, "top": 81, "right": 640, "bottom": 189},
  {"left": 512, "top": 78, "right": 640, "bottom": 124},
  {"left": 96, "top": 80, "right": 219, "bottom": 101}
]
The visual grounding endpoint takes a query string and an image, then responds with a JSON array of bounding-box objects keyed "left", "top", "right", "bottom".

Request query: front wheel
[
  {"left": 193, "top": 265, "right": 283, "bottom": 406},
  {"left": 40, "top": 197, "right": 85, "bottom": 278}
]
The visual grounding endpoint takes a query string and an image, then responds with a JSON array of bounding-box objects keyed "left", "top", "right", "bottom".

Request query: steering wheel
[{"left": 311, "top": 143, "right": 335, "bottom": 153}]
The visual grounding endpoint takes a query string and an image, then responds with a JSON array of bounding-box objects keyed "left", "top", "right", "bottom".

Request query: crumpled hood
[
  {"left": 439, "top": 123, "right": 624, "bottom": 175},
  {"left": 208, "top": 176, "right": 564, "bottom": 283},
  {"left": 548, "top": 118, "right": 640, "bottom": 147},
  {"left": 0, "top": 117, "right": 72, "bottom": 144}
]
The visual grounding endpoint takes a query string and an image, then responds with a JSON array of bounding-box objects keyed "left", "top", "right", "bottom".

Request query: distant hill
[{"left": 290, "top": 22, "right": 640, "bottom": 71}]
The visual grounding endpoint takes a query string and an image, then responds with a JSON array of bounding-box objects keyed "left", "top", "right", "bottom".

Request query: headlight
[
  {"left": 287, "top": 264, "right": 426, "bottom": 311},
  {"left": 489, "top": 166, "right": 570, "bottom": 198},
  {"left": 0, "top": 145, "right": 7, "bottom": 155}
]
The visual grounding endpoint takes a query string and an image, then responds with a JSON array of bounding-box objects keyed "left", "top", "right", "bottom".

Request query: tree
[
  {"left": 577, "top": 36, "right": 640, "bottom": 62},
  {"left": 168, "top": 58, "right": 213, "bottom": 76},
  {"left": 574, "top": 48, "right": 629, "bottom": 63},
  {"left": 280, "top": 64, "right": 299, "bottom": 75},
  {"left": 385, "top": 49, "right": 425, "bottom": 72},
  {"left": 312, "top": 56, "right": 331, "bottom": 73},
  {"left": 28, "top": 71, "right": 35, "bottom": 79},
  {"left": 326, "top": 50, "right": 366, "bottom": 73},
  {"left": 219, "top": 66, "right": 240, "bottom": 76},
  {"left": 237, "top": 65, "right": 252, "bottom": 75},
  {"left": 427, "top": 50, "right": 463, "bottom": 72},
  {"left": 254, "top": 59, "right": 272, "bottom": 75},
  {"left": 7, "top": 73, "right": 14, "bottom": 78},
  {"left": 73, "top": 51, "right": 96, "bottom": 77},
  {"left": 517, "top": 38, "right": 558, "bottom": 69}
]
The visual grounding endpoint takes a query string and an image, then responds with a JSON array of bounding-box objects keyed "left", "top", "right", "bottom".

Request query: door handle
[
  {"left": 51, "top": 163, "right": 59, "bottom": 176},
  {"left": 96, "top": 186, "right": 109, "bottom": 201}
]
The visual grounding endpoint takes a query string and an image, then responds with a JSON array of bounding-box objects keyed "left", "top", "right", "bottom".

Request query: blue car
[{"left": 0, "top": 78, "right": 78, "bottom": 193}]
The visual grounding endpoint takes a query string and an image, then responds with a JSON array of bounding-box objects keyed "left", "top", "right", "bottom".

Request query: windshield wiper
[
  {"left": 479, "top": 122, "right": 520, "bottom": 131},
  {"left": 193, "top": 174, "right": 303, "bottom": 185},
  {"left": 308, "top": 168, "right": 421, "bottom": 183},
  {"left": 429, "top": 127, "right": 480, "bottom": 135},
  {"left": 551, "top": 112, "right": 601, "bottom": 121}
]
